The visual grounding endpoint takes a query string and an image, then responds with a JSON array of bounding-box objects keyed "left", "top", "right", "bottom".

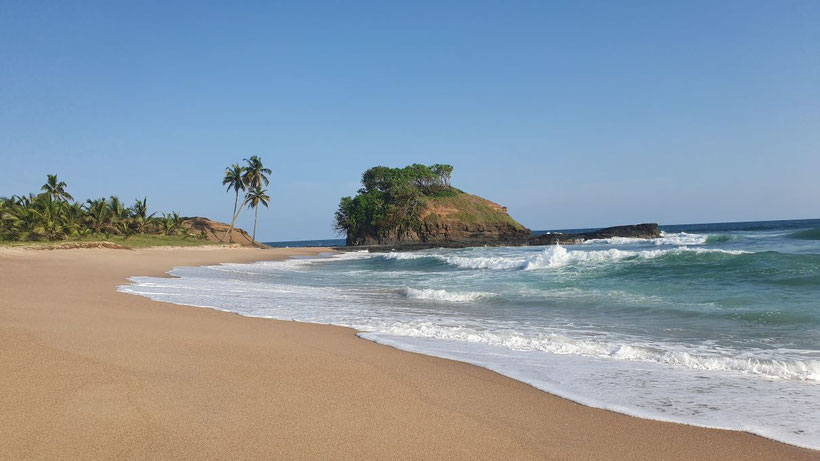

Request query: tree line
[
  {"left": 1, "top": 155, "right": 274, "bottom": 244},
  {"left": 0, "top": 174, "right": 186, "bottom": 242},
  {"left": 334, "top": 163, "right": 457, "bottom": 245}
]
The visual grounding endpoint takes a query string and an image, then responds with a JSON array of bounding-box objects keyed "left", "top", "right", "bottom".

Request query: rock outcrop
[
  {"left": 343, "top": 223, "right": 661, "bottom": 251},
  {"left": 528, "top": 223, "right": 661, "bottom": 245},
  {"left": 351, "top": 194, "right": 530, "bottom": 246},
  {"left": 182, "top": 217, "right": 261, "bottom": 247}
]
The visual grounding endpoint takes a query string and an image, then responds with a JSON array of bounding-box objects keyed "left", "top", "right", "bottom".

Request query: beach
[{"left": 1, "top": 245, "right": 816, "bottom": 460}]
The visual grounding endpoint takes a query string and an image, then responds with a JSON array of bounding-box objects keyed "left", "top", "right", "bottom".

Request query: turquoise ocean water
[{"left": 121, "top": 219, "right": 820, "bottom": 449}]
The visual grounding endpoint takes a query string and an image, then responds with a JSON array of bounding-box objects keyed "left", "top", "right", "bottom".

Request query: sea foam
[
  {"left": 372, "top": 321, "right": 820, "bottom": 382},
  {"left": 433, "top": 245, "right": 749, "bottom": 271},
  {"left": 401, "top": 287, "right": 495, "bottom": 302},
  {"left": 583, "top": 231, "right": 708, "bottom": 246}
]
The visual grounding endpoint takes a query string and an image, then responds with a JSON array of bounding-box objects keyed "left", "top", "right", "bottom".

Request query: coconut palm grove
[{"left": 0, "top": 156, "right": 271, "bottom": 245}]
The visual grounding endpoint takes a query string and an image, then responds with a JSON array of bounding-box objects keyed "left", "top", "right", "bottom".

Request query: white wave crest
[
  {"left": 441, "top": 254, "right": 526, "bottom": 270},
  {"left": 375, "top": 322, "right": 820, "bottom": 382},
  {"left": 401, "top": 287, "right": 494, "bottom": 302},
  {"left": 656, "top": 231, "right": 708, "bottom": 246},
  {"left": 383, "top": 251, "right": 427, "bottom": 260},
  {"left": 523, "top": 245, "right": 637, "bottom": 270},
  {"left": 583, "top": 231, "right": 708, "bottom": 246},
  {"left": 436, "top": 245, "right": 749, "bottom": 271}
]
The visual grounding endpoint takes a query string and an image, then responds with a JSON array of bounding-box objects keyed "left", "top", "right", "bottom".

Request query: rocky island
[{"left": 334, "top": 164, "right": 661, "bottom": 251}]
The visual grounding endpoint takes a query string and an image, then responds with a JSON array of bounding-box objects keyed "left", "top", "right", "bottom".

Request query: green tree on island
[{"left": 334, "top": 163, "right": 456, "bottom": 245}]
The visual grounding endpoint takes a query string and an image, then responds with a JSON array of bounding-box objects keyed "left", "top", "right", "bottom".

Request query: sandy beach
[{"left": 0, "top": 246, "right": 816, "bottom": 460}]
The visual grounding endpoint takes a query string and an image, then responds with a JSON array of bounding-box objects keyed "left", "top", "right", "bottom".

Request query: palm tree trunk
[
  {"left": 252, "top": 206, "right": 258, "bottom": 242},
  {"left": 222, "top": 191, "right": 241, "bottom": 242}
]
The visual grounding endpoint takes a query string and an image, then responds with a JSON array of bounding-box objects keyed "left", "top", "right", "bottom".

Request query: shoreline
[
  {"left": 1, "top": 246, "right": 816, "bottom": 459},
  {"left": 126, "top": 249, "right": 820, "bottom": 452}
]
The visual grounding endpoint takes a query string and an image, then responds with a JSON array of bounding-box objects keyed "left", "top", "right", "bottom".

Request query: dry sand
[{"left": 0, "top": 246, "right": 816, "bottom": 460}]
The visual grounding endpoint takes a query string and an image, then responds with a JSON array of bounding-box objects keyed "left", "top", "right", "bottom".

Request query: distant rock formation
[
  {"left": 528, "top": 223, "right": 661, "bottom": 245},
  {"left": 182, "top": 217, "right": 261, "bottom": 247},
  {"left": 336, "top": 164, "right": 530, "bottom": 247},
  {"left": 351, "top": 194, "right": 531, "bottom": 246},
  {"left": 335, "top": 163, "right": 661, "bottom": 250}
]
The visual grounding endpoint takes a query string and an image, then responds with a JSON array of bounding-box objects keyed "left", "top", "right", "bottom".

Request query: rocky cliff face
[
  {"left": 346, "top": 221, "right": 663, "bottom": 251},
  {"left": 350, "top": 194, "right": 530, "bottom": 246}
]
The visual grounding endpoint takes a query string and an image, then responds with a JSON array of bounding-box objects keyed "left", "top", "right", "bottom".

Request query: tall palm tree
[
  {"left": 221, "top": 163, "right": 246, "bottom": 242},
  {"left": 41, "top": 174, "right": 74, "bottom": 202},
  {"left": 242, "top": 156, "right": 271, "bottom": 190},
  {"left": 243, "top": 186, "right": 270, "bottom": 242}
]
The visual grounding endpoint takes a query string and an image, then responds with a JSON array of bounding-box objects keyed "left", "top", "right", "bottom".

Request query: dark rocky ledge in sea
[{"left": 336, "top": 223, "right": 661, "bottom": 252}]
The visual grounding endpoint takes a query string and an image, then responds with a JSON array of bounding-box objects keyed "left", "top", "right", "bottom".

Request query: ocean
[{"left": 120, "top": 219, "right": 820, "bottom": 449}]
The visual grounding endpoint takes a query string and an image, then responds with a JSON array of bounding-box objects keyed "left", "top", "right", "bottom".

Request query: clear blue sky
[{"left": 1, "top": 1, "right": 818, "bottom": 241}]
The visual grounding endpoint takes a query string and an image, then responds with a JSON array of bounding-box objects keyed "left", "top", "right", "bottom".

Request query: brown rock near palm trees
[{"left": 182, "top": 217, "right": 263, "bottom": 247}]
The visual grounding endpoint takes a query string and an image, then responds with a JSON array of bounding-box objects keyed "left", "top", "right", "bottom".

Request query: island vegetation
[
  {"left": 333, "top": 164, "right": 456, "bottom": 243},
  {"left": 334, "top": 164, "right": 529, "bottom": 246}
]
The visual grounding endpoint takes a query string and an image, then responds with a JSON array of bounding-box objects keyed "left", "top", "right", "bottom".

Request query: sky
[{"left": 1, "top": 1, "right": 818, "bottom": 241}]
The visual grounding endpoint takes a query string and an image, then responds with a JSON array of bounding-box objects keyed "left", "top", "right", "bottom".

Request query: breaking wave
[
  {"left": 401, "top": 287, "right": 495, "bottom": 302},
  {"left": 374, "top": 322, "right": 820, "bottom": 382},
  {"left": 436, "top": 245, "right": 749, "bottom": 271},
  {"left": 583, "top": 231, "right": 708, "bottom": 246}
]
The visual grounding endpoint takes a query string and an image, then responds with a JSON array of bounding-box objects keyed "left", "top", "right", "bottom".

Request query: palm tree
[
  {"left": 85, "top": 198, "right": 109, "bottom": 233},
  {"left": 4, "top": 195, "right": 35, "bottom": 240},
  {"left": 241, "top": 156, "right": 271, "bottom": 190},
  {"left": 0, "top": 197, "right": 17, "bottom": 240},
  {"left": 41, "top": 174, "right": 74, "bottom": 202},
  {"left": 131, "top": 197, "right": 149, "bottom": 219},
  {"left": 130, "top": 197, "right": 156, "bottom": 234},
  {"left": 107, "top": 196, "right": 131, "bottom": 235},
  {"left": 62, "top": 202, "right": 85, "bottom": 238},
  {"left": 160, "top": 212, "right": 183, "bottom": 236},
  {"left": 31, "top": 195, "right": 65, "bottom": 240},
  {"left": 221, "top": 163, "right": 246, "bottom": 242},
  {"left": 107, "top": 196, "right": 127, "bottom": 222},
  {"left": 243, "top": 186, "right": 270, "bottom": 242}
]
